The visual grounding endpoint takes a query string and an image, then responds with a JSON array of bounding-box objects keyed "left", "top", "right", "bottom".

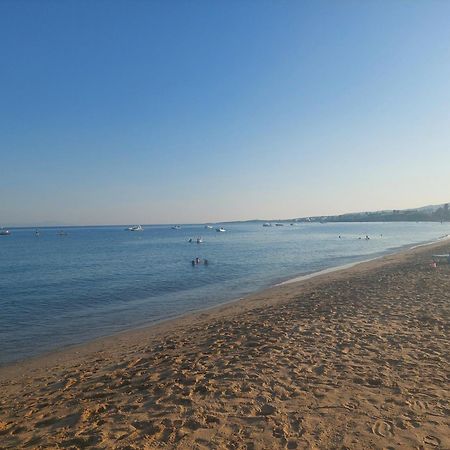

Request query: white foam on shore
[
  {"left": 277, "top": 234, "right": 450, "bottom": 286},
  {"left": 410, "top": 234, "right": 449, "bottom": 249},
  {"left": 276, "top": 258, "right": 379, "bottom": 286}
]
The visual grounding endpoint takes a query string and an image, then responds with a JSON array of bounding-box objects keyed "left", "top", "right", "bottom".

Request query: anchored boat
[{"left": 126, "top": 225, "right": 144, "bottom": 231}]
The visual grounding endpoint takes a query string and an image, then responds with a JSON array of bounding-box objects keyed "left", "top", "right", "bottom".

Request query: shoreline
[
  {"left": 1, "top": 234, "right": 448, "bottom": 371},
  {"left": 278, "top": 233, "right": 450, "bottom": 286},
  {"left": 0, "top": 238, "right": 449, "bottom": 448},
  {"left": 0, "top": 237, "right": 447, "bottom": 373},
  {"left": 1, "top": 235, "right": 448, "bottom": 373}
]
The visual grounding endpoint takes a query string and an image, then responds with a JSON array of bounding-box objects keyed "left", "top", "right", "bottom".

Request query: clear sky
[{"left": 1, "top": 1, "right": 449, "bottom": 226}]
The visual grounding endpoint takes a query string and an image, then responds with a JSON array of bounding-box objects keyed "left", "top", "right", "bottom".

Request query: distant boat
[
  {"left": 216, "top": 227, "right": 226, "bottom": 232},
  {"left": 275, "top": 223, "right": 284, "bottom": 227},
  {"left": 262, "top": 223, "right": 272, "bottom": 227},
  {"left": 204, "top": 225, "right": 213, "bottom": 229},
  {"left": 57, "top": 230, "right": 68, "bottom": 236},
  {"left": 35, "top": 229, "right": 40, "bottom": 236},
  {"left": 126, "top": 225, "right": 143, "bottom": 231},
  {"left": 0, "top": 228, "right": 11, "bottom": 236},
  {"left": 171, "top": 225, "right": 181, "bottom": 230}
]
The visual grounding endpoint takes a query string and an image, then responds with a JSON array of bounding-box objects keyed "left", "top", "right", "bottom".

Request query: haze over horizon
[
  {"left": 1, "top": 1, "right": 450, "bottom": 226},
  {"left": 2, "top": 200, "right": 449, "bottom": 228}
]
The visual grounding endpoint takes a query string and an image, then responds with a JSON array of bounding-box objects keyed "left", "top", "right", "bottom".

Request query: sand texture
[{"left": 0, "top": 242, "right": 449, "bottom": 449}]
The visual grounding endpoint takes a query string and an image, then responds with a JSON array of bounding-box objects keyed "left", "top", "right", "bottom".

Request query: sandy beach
[{"left": 0, "top": 241, "right": 449, "bottom": 449}]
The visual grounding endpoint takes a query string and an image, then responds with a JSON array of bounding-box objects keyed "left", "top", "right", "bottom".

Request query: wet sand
[{"left": 0, "top": 241, "right": 449, "bottom": 449}]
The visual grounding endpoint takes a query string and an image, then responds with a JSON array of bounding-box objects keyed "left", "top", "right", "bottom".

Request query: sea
[{"left": 0, "top": 221, "right": 448, "bottom": 365}]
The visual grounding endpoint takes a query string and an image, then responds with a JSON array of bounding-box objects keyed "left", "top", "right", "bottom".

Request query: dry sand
[{"left": 0, "top": 241, "right": 449, "bottom": 449}]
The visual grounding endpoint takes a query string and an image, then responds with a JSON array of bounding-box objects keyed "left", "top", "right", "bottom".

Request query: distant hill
[{"left": 294, "top": 202, "right": 450, "bottom": 223}]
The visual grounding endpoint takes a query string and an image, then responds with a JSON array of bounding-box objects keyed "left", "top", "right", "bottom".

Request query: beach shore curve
[{"left": 1, "top": 239, "right": 449, "bottom": 449}]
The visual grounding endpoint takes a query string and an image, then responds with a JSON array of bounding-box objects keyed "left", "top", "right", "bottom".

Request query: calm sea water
[{"left": 0, "top": 222, "right": 448, "bottom": 365}]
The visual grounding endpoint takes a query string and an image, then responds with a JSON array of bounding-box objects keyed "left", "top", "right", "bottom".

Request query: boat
[
  {"left": 57, "top": 230, "right": 68, "bottom": 236},
  {"left": 204, "top": 225, "right": 213, "bottom": 229},
  {"left": 275, "top": 223, "right": 284, "bottom": 226},
  {"left": 262, "top": 223, "right": 272, "bottom": 227},
  {"left": 35, "top": 229, "right": 40, "bottom": 236},
  {"left": 126, "top": 225, "right": 143, "bottom": 231},
  {"left": 171, "top": 225, "right": 181, "bottom": 230},
  {"left": 216, "top": 227, "right": 226, "bottom": 232},
  {"left": 196, "top": 237, "right": 203, "bottom": 243},
  {"left": 0, "top": 228, "right": 11, "bottom": 236}
]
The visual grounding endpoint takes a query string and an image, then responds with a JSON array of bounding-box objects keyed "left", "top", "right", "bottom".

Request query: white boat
[
  {"left": 204, "top": 225, "right": 213, "bottom": 229},
  {"left": 171, "top": 225, "right": 181, "bottom": 230},
  {"left": 127, "top": 225, "right": 143, "bottom": 231},
  {"left": 0, "top": 228, "right": 11, "bottom": 236},
  {"left": 196, "top": 237, "right": 203, "bottom": 243},
  {"left": 262, "top": 223, "right": 272, "bottom": 227},
  {"left": 216, "top": 227, "right": 226, "bottom": 232}
]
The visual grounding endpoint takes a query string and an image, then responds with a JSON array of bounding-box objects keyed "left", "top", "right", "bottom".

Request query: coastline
[
  {"left": 278, "top": 233, "right": 450, "bottom": 286},
  {"left": 2, "top": 234, "right": 448, "bottom": 370},
  {"left": 1, "top": 238, "right": 449, "bottom": 449},
  {"left": 0, "top": 236, "right": 448, "bottom": 373}
]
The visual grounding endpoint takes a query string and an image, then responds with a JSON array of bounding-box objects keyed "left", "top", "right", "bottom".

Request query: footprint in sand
[
  {"left": 408, "top": 399, "right": 428, "bottom": 413},
  {"left": 423, "top": 435, "right": 441, "bottom": 447},
  {"left": 343, "top": 400, "right": 360, "bottom": 411},
  {"left": 131, "top": 420, "right": 161, "bottom": 436},
  {"left": 372, "top": 420, "right": 394, "bottom": 438}
]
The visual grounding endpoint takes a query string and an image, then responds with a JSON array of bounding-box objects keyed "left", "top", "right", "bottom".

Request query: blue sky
[{"left": 1, "top": 1, "right": 449, "bottom": 225}]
